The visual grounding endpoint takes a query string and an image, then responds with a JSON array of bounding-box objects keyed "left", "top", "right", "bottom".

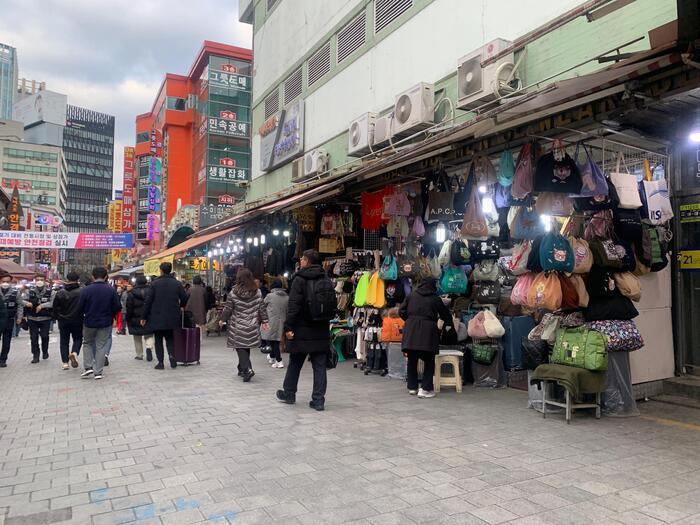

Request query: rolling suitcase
[
  {"left": 173, "top": 326, "right": 201, "bottom": 365},
  {"left": 501, "top": 315, "right": 535, "bottom": 370}
]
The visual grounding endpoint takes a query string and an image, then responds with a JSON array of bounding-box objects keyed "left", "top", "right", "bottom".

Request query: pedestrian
[
  {"left": 119, "top": 285, "right": 128, "bottom": 335},
  {"left": 205, "top": 285, "right": 216, "bottom": 312},
  {"left": 276, "top": 249, "right": 335, "bottom": 411},
  {"left": 399, "top": 276, "right": 454, "bottom": 399},
  {"left": 185, "top": 275, "right": 207, "bottom": 339},
  {"left": 78, "top": 267, "right": 121, "bottom": 380},
  {"left": 126, "top": 275, "right": 154, "bottom": 361},
  {"left": 24, "top": 274, "right": 55, "bottom": 363},
  {"left": 52, "top": 271, "right": 83, "bottom": 370},
  {"left": 141, "top": 262, "right": 188, "bottom": 370},
  {"left": 219, "top": 268, "right": 269, "bottom": 382},
  {"left": 0, "top": 271, "right": 22, "bottom": 367},
  {"left": 261, "top": 279, "right": 288, "bottom": 369}
]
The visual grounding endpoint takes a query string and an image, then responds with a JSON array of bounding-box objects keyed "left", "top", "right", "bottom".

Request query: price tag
[{"left": 679, "top": 249, "right": 700, "bottom": 271}]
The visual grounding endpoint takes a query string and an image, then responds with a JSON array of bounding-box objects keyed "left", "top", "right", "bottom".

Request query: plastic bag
[
  {"left": 602, "top": 351, "right": 640, "bottom": 417},
  {"left": 472, "top": 342, "right": 507, "bottom": 388}
]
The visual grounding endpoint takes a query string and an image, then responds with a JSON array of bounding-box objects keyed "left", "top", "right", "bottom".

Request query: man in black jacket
[
  {"left": 276, "top": 249, "right": 330, "bottom": 411},
  {"left": 141, "top": 262, "right": 188, "bottom": 370},
  {"left": 53, "top": 271, "right": 83, "bottom": 370},
  {"left": 0, "top": 271, "right": 21, "bottom": 368}
]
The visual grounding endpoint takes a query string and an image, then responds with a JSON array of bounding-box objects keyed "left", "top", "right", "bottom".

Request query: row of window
[
  {"left": 3, "top": 163, "right": 57, "bottom": 177},
  {"left": 67, "top": 175, "right": 112, "bottom": 191},
  {"left": 1, "top": 177, "right": 57, "bottom": 191},
  {"left": 64, "top": 151, "right": 113, "bottom": 167},
  {"left": 66, "top": 212, "right": 107, "bottom": 225},
  {"left": 18, "top": 194, "right": 57, "bottom": 205},
  {"left": 3, "top": 148, "right": 58, "bottom": 162},
  {"left": 64, "top": 140, "right": 113, "bottom": 157},
  {"left": 64, "top": 127, "right": 114, "bottom": 145},
  {"left": 67, "top": 165, "right": 112, "bottom": 178},
  {"left": 67, "top": 201, "right": 108, "bottom": 212}
]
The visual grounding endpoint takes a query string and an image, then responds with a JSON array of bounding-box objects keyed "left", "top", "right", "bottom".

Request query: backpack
[
  {"left": 306, "top": 276, "right": 337, "bottom": 321},
  {"left": 539, "top": 233, "right": 574, "bottom": 273},
  {"left": 551, "top": 327, "right": 608, "bottom": 371}
]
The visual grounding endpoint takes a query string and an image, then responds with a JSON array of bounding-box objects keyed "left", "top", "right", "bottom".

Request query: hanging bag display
[
  {"left": 535, "top": 192, "right": 574, "bottom": 217},
  {"left": 475, "top": 281, "right": 501, "bottom": 305},
  {"left": 319, "top": 237, "right": 341, "bottom": 254},
  {"left": 379, "top": 256, "right": 398, "bottom": 281},
  {"left": 511, "top": 272, "right": 537, "bottom": 306},
  {"left": 426, "top": 172, "right": 455, "bottom": 222},
  {"left": 498, "top": 149, "right": 515, "bottom": 187},
  {"left": 438, "top": 239, "right": 453, "bottom": 267},
  {"left": 526, "top": 272, "right": 563, "bottom": 311},
  {"left": 528, "top": 313, "right": 561, "bottom": 344},
  {"left": 450, "top": 238, "right": 472, "bottom": 265},
  {"left": 471, "top": 342, "right": 498, "bottom": 365},
  {"left": 558, "top": 274, "right": 580, "bottom": 311},
  {"left": 613, "top": 272, "right": 641, "bottom": 302},
  {"left": 509, "top": 241, "right": 532, "bottom": 275},
  {"left": 539, "top": 232, "right": 575, "bottom": 273},
  {"left": 510, "top": 206, "right": 545, "bottom": 240},
  {"left": 469, "top": 239, "right": 500, "bottom": 260},
  {"left": 412, "top": 215, "right": 426, "bottom": 237},
  {"left": 533, "top": 139, "right": 582, "bottom": 194},
  {"left": 640, "top": 159, "right": 673, "bottom": 224},
  {"left": 590, "top": 239, "right": 627, "bottom": 269},
  {"left": 354, "top": 272, "right": 370, "bottom": 307},
  {"left": 440, "top": 265, "right": 469, "bottom": 294},
  {"left": 467, "top": 311, "right": 489, "bottom": 339},
  {"left": 569, "top": 274, "right": 589, "bottom": 308},
  {"left": 427, "top": 249, "right": 442, "bottom": 279},
  {"left": 383, "top": 188, "right": 411, "bottom": 216},
  {"left": 472, "top": 153, "right": 498, "bottom": 187},
  {"left": 609, "top": 152, "right": 643, "bottom": 209},
  {"left": 585, "top": 320, "right": 644, "bottom": 352},
  {"left": 568, "top": 237, "right": 593, "bottom": 274},
  {"left": 551, "top": 327, "right": 608, "bottom": 372},
  {"left": 483, "top": 310, "right": 505, "bottom": 338},
  {"left": 574, "top": 142, "right": 609, "bottom": 197},
  {"left": 365, "top": 272, "right": 386, "bottom": 309},
  {"left": 511, "top": 143, "right": 535, "bottom": 199},
  {"left": 461, "top": 182, "right": 489, "bottom": 239},
  {"left": 473, "top": 260, "right": 500, "bottom": 282}
]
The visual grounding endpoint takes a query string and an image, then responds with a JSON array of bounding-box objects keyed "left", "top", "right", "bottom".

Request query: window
[
  {"left": 136, "top": 131, "right": 149, "bottom": 143},
  {"left": 338, "top": 11, "right": 367, "bottom": 63},
  {"left": 308, "top": 41, "right": 331, "bottom": 87},
  {"left": 283, "top": 68, "right": 303, "bottom": 105},
  {"left": 2, "top": 163, "right": 56, "bottom": 177},
  {"left": 375, "top": 0, "right": 413, "bottom": 34},
  {"left": 166, "top": 97, "right": 186, "bottom": 111},
  {"left": 3, "top": 148, "right": 58, "bottom": 162},
  {"left": 264, "top": 89, "right": 280, "bottom": 119}
]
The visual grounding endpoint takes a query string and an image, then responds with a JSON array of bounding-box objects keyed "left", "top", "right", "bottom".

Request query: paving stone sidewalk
[{"left": 1, "top": 332, "right": 700, "bottom": 524}]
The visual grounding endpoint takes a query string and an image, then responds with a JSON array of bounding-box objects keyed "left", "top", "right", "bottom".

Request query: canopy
[
  {"left": 109, "top": 265, "right": 144, "bottom": 279},
  {"left": 0, "top": 259, "right": 34, "bottom": 280}
]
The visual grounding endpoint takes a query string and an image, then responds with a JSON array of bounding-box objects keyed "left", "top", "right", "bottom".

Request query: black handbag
[
  {"left": 522, "top": 338, "right": 550, "bottom": 370},
  {"left": 326, "top": 344, "right": 339, "bottom": 369},
  {"left": 573, "top": 179, "right": 620, "bottom": 212},
  {"left": 584, "top": 293, "right": 639, "bottom": 321},
  {"left": 526, "top": 236, "right": 544, "bottom": 273},
  {"left": 533, "top": 146, "right": 582, "bottom": 194},
  {"left": 469, "top": 239, "right": 500, "bottom": 261},
  {"left": 474, "top": 282, "right": 501, "bottom": 305}
]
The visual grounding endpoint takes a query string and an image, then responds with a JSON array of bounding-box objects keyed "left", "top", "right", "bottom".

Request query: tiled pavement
[{"left": 1, "top": 332, "right": 700, "bottom": 525}]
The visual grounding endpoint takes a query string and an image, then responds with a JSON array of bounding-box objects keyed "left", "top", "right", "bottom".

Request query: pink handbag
[
  {"left": 511, "top": 272, "right": 537, "bottom": 306},
  {"left": 467, "top": 311, "right": 489, "bottom": 339}
]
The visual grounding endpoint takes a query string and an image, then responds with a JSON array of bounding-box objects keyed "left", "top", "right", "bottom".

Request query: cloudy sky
[{"left": 1, "top": 0, "right": 252, "bottom": 191}]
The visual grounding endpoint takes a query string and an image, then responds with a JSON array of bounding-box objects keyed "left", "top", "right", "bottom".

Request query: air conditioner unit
[
  {"left": 457, "top": 38, "right": 519, "bottom": 111},
  {"left": 303, "top": 148, "right": 328, "bottom": 178},
  {"left": 291, "top": 157, "right": 305, "bottom": 183},
  {"left": 348, "top": 112, "right": 377, "bottom": 157},
  {"left": 371, "top": 114, "right": 392, "bottom": 151},
  {"left": 392, "top": 82, "right": 435, "bottom": 138}
]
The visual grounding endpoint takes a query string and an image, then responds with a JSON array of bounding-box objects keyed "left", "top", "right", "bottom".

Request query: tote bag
[
  {"left": 510, "top": 206, "right": 545, "bottom": 240},
  {"left": 526, "top": 272, "right": 563, "bottom": 311},
  {"left": 460, "top": 184, "right": 488, "bottom": 239},
  {"left": 574, "top": 143, "right": 609, "bottom": 197},
  {"left": 511, "top": 272, "right": 537, "bottom": 306},
  {"left": 498, "top": 149, "right": 515, "bottom": 187},
  {"left": 640, "top": 159, "right": 673, "bottom": 224},
  {"left": 426, "top": 172, "right": 455, "bottom": 222},
  {"left": 533, "top": 139, "right": 582, "bottom": 194},
  {"left": 567, "top": 237, "right": 593, "bottom": 274},
  {"left": 472, "top": 154, "right": 497, "bottom": 187},
  {"left": 609, "top": 152, "right": 643, "bottom": 209},
  {"left": 511, "top": 143, "right": 535, "bottom": 199}
]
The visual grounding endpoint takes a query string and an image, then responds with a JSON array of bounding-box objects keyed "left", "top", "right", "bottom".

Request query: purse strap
[{"left": 615, "top": 152, "right": 631, "bottom": 174}]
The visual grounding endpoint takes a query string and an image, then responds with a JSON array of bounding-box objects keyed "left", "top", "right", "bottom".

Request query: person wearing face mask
[
  {"left": 0, "top": 271, "right": 12, "bottom": 367},
  {"left": 24, "top": 274, "right": 55, "bottom": 363},
  {"left": 52, "top": 271, "right": 83, "bottom": 370}
]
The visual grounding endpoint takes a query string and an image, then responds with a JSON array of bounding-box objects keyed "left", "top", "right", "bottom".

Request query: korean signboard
[
  {"left": 150, "top": 129, "right": 162, "bottom": 156},
  {"left": 208, "top": 116, "right": 249, "bottom": 138},
  {"left": 188, "top": 257, "right": 209, "bottom": 271},
  {"left": 8, "top": 187, "right": 22, "bottom": 231},
  {"left": 148, "top": 157, "right": 162, "bottom": 184},
  {"left": 207, "top": 165, "right": 248, "bottom": 183},
  {"left": 0, "top": 231, "right": 134, "bottom": 249},
  {"left": 260, "top": 99, "right": 304, "bottom": 172},
  {"left": 148, "top": 186, "right": 161, "bottom": 213},
  {"left": 208, "top": 69, "right": 251, "bottom": 92},
  {"left": 680, "top": 202, "right": 700, "bottom": 223},
  {"left": 146, "top": 213, "right": 160, "bottom": 241},
  {"left": 199, "top": 203, "right": 235, "bottom": 228},
  {"left": 122, "top": 147, "right": 135, "bottom": 232}
]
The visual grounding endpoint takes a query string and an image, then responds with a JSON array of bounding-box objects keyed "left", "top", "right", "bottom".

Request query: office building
[{"left": 0, "top": 43, "right": 18, "bottom": 120}]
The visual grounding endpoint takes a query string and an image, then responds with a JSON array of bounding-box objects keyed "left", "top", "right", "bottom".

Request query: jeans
[
  {"left": 0, "top": 321, "right": 14, "bottom": 363},
  {"left": 58, "top": 320, "right": 83, "bottom": 363},
  {"left": 269, "top": 340, "right": 281, "bottom": 362},
  {"left": 154, "top": 330, "right": 175, "bottom": 364},
  {"left": 406, "top": 350, "right": 436, "bottom": 392},
  {"left": 133, "top": 334, "right": 155, "bottom": 358},
  {"left": 236, "top": 348, "right": 252, "bottom": 373},
  {"left": 28, "top": 319, "right": 51, "bottom": 358},
  {"left": 82, "top": 326, "right": 111, "bottom": 375},
  {"left": 283, "top": 351, "right": 327, "bottom": 405}
]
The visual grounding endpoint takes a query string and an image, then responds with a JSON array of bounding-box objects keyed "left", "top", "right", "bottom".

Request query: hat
[{"left": 271, "top": 279, "right": 283, "bottom": 289}]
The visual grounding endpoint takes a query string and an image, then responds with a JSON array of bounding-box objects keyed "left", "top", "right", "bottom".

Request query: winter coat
[
  {"left": 219, "top": 285, "right": 269, "bottom": 349},
  {"left": 120, "top": 291, "right": 127, "bottom": 312},
  {"left": 53, "top": 283, "right": 83, "bottom": 323},
  {"left": 185, "top": 284, "right": 208, "bottom": 325},
  {"left": 79, "top": 281, "right": 121, "bottom": 329},
  {"left": 126, "top": 285, "right": 152, "bottom": 335},
  {"left": 399, "top": 278, "right": 454, "bottom": 354},
  {"left": 260, "top": 289, "right": 288, "bottom": 341},
  {"left": 142, "top": 274, "right": 188, "bottom": 331},
  {"left": 0, "top": 287, "right": 23, "bottom": 328},
  {"left": 24, "top": 286, "right": 55, "bottom": 321},
  {"left": 284, "top": 265, "right": 330, "bottom": 354}
]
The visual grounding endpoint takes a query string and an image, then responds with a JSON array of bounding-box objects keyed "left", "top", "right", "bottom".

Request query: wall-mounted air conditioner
[
  {"left": 392, "top": 82, "right": 435, "bottom": 138},
  {"left": 303, "top": 148, "right": 328, "bottom": 178},
  {"left": 457, "top": 38, "right": 519, "bottom": 111},
  {"left": 291, "top": 157, "right": 305, "bottom": 183},
  {"left": 371, "top": 114, "right": 392, "bottom": 151},
  {"left": 348, "top": 112, "right": 377, "bottom": 157}
]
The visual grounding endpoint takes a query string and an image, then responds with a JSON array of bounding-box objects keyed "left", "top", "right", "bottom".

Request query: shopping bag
[{"left": 609, "top": 152, "right": 642, "bottom": 209}]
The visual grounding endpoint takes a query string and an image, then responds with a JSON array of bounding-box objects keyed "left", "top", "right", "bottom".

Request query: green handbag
[
  {"left": 354, "top": 272, "right": 370, "bottom": 307},
  {"left": 471, "top": 343, "right": 497, "bottom": 365},
  {"left": 551, "top": 327, "right": 608, "bottom": 371}
]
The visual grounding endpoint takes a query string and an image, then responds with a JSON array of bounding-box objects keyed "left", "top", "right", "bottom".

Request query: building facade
[
  {"left": 134, "top": 41, "right": 252, "bottom": 248},
  {"left": 0, "top": 44, "right": 18, "bottom": 120}
]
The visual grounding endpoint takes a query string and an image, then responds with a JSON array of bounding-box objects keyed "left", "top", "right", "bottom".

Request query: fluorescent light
[
  {"left": 690, "top": 131, "right": 700, "bottom": 143},
  {"left": 436, "top": 223, "right": 446, "bottom": 243},
  {"left": 541, "top": 214, "right": 552, "bottom": 232},
  {"left": 479, "top": 185, "right": 487, "bottom": 194},
  {"left": 283, "top": 230, "right": 290, "bottom": 238},
  {"left": 260, "top": 234, "right": 266, "bottom": 245},
  {"left": 272, "top": 229, "right": 280, "bottom": 236}
]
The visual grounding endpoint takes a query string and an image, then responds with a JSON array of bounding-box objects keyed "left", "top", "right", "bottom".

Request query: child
[{"left": 260, "top": 280, "right": 289, "bottom": 368}]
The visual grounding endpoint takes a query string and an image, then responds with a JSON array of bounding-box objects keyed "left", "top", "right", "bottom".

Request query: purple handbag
[
  {"left": 574, "top": 143, "right": 609, "bottom": 198},
  {"left": 586, "top": 320, "right": 644, "bottom": 351}
]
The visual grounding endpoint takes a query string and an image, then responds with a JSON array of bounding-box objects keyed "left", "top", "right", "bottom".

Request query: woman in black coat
[
  {"left": 399, "top": 277, "right": 454, "bottom": 399},
  {"left": 126, "top": 276, "right": 154, "bottom": 361}
]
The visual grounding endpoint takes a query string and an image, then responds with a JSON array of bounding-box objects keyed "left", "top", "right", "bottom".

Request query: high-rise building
[
  {"left": 0, "top": 44, "right": 18, "bottom": 120},
  {"left": 16, "top": 78, "right": 46, "bottom": 102}
]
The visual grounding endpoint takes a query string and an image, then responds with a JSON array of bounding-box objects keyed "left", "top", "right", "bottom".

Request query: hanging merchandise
[
  {"left": 640, "top": 159, "right": 673, "bottom": 224},
  {"left": 511, "top": 272, "right": 537, "bottom": 306},
  {"left": 295, "top": 205, "right": 317, "bottom": 232},
  {"left": 472, "top": 153, "right": 498, "bottom": 187},
  {"left": 467, "top": 311, "right": 489, "bottom": 339},
  {"left": 486, "top": 214, "right": 500, "bottom": 238},
  {"left": 526, "top": 236, "right": 544, "bottom": 273},
  {"left": 320, "top": 212, "right": 339, "bottom": 235},
  {"left": 450, "top": 238, "right": 471, "bottom": 265},
  {"left": 460, "top": 182, "right": 488, "bottom": 239},
  {"left": 642, "top": 224, "right": 669, "bottom": 272},
  {"left": 585, "top": 293, "right": 639, "bottom": 321},
  {"left": 483, "top": 310, "right": 505, "bottom": 338},
  {"left": 471, "top": 342, "right": 498, "bottom": 365},
  {"left": 633, "top": 252, "right": 651, "bottom": 276},
  {"left": 528, "top": 313, "right": 561, "bottom": 344},
  {"left": 509, "top": 240, "right": 532, "bottom": 275},
  {"left": 438, "top": 238, "right": 453, "bottom": 266},
  {"left": 498, "top": 149, "right": 515, "bottom": 187},
  {"left": 412, "top": 215, "right": 426, "bottom": 237},
  {"left": 361, "top": 188, "right": 391, "bottom": 230},
  {"left": 590, "top": 239, "right": 627, "bottom": 270},
  {"left": 560, "top": 310, "right": 586, "bottom": 328},
  {"left": 427, "top": 249, "right": 441, "bottom": 278},
  {"left": 384, "top": 188, "right": 411, "bottom": 216},
  {"left": 573, "top": 181, "right": 620, "bottom": 212},
  {"left": 539, "top": 232, "right": 574, "bottom": 273},
  {"left": 497, "top": 258, "right": 518, "bottom": 287},
  {"left": 527, "top": 272, "right": 563, "bottom": 311},
  {"left": 613, "top": 272, "right": 641, "bottom": 302},
  {"left": 534, "top": 139, "right": 582, "bottom": 194},
  {"left": 384, "top": 279, "right": 406, "bottom": 307},
  {"left": 551, "top": 327, "right": 608, "bottom": 372},
  {"left": 535, "top": 192, "right": 574, "bottom": 217},
  {"left": 366, "top": 272, "right": 386, "bottom": 308},
  {"left": 510, "top": 206, "right": 545, "bottom": 240},
  {"left": 397, "top": 255, "right": 416, "bottom": 279},
  {"left": 586, "top": 320, "right": 644, "bottom": 352},
  {"left": 613, "top": 208, "right": 643, "bottom": 249},
  {"left": 452, "top": 174, "right": 470, "bottom": 219},
  {"left": 584, "top": 209, "right": 613, "bottom": 241},
  {"left": 574, "top": 142, "right": 609, "bottom": 197},
  {"left": 440, "top": 265, "right": 469, "bottom": 294},
  {"left": 426, "top": 171, "right": 456, "bottom": 222},
  {"left": 495, "top": 182, "right": 513, "bottom": 209},
  {"left": 473, "top": 260, "right": 500, "bottom": 282},
  {"left": 558, "top": 274, "right": 580, "bottom": 310},
  {"left": 609, "top": 152, "right": 643, "bottom": 209},
  {"left": 379, "top": 255, "right": 398, "bottom": 281},
  {"left": 475, "top": 281, "right": 501, "bottom": 305},
  {"left": 387, "top": 215, "right": 409, "bottom": 238},
  {"left": 568, "top": 237, "right": 593, "bottom": 274},
  {"left": 511, "top": 142, "right": 536, "bottom": 199},
  {"left": 569, "top": 274, "right": 589, "bottom": 308},
  {"left": 587, "top": 265, "right": 619, "bottom": 300},
  {"left": 354, "top": 272, "right": 370, "bottom": 307},
  {"left": 319, "top": 237, "right": 342, "bottom": 254},
  {"left": 469, "top": 239, "right": 500, "bottom": 261}
]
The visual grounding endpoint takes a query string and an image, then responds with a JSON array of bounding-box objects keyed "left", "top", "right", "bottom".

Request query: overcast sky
[{"left": 1, "top": 0, "right": 252, "bottom": 193}]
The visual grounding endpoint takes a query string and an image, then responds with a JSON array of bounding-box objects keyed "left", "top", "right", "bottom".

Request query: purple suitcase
[{"left": 173, "top": 327, "right": 201, "bottom": 365}]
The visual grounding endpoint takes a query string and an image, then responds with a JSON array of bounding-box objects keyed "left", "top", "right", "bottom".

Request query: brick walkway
[{"left": 1, "top": 331, "right": 700, "bottom": 524}]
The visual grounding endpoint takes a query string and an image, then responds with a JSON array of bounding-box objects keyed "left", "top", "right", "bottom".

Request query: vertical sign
[
  {"left": 122, "top": 147, "right": 135, "bottom": 232},
  {"left": 8, "top": 187, "right": 22, "bottom": 231}
]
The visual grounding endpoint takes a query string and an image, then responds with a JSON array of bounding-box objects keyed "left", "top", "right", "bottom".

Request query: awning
[
  {"left": 144, "top": 225, "right": 239, "bottom": 269},
  {"left": 109, "top": 265, "right": 144, "bottom": 279},
  {"left": 0, "top": 260, "right": 34, "bottom": 280}
]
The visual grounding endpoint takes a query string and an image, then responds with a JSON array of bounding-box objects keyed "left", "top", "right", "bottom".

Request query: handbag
[
  {"left": 528, "top": 313, "right": 561, "bottom": 344},
  {"left": 461, "top": 183, "right": 488, "bottom": 239},
  {"left": 473, "top": 260, "right": 500, "bottom": 281},
  {"left": 469, "top": 239, "right": 500, "bottom": 261},
  {"left": 467, "top": 311, "right": 489, "bottom": 339},
  {"left": 568, "top": 237, "right": 592, "bottom": 274},
  {"left": 535, "top": 192, "right": 574, "bottom": 217},
  {"left": 510, "top": 206, "right": 545, "bottom": 240},
  {"left": 574, "top": 178, "right": 619, "bottom": 212},
  {"left": 590, "top": 239, "right": 627, "bottom": 269},
  {"left": 387, "top": 215, "right": 409, "bottom": 238},
  {"left": 584, "top": 293, "right": 639, "bottom": 321},
  {"left": 450, "top": 238, "right": 472, "bottom": 265},
  {"left": 551, "top": 327, "right": 608, "bottom": 371},
  {"left": 533, "top": 139, "right": 582, "bottom": 194},
  {"left": 412, "top": 215, "right": 426, "bottom": 237},
  {"left": 379, "top": 256, "right": 398, "bottom": 281},
  {"left": 384, "top": 189, "right": 411, "bottom": 216},
  {"left": 640, "top": 159, "right": 673, "bottom": 224},
  {"left": 472, "top": 153, "right": 498, "bottom": 187},
  {"left": 397, "top": 256, "right": 416, "bottom": 278},
  {"left": 511, "top": 273, "right": 537, "bottom": 306},
  {"left": 439, "top": 265, "right": 468, "bottom": 294},
  {"left": 569, "top": 274, "right": 589, "bottom": 308},
  {"left": 609, "top": 152, "right": 642, "bottom": 209},
  {"left": 475, "top": 281, "right": 501, "bottom": 305},
  {"left": 497, "top": 258, "right": 517, "bottom": 287},
  {"left": 471, "top": 342, "right": 498, "bottom": 365},
  {"left": 573, "top": 142, "right": 609, "bottom": 197},
  {"left": 511, "top": 143, "right": 535, "bottom": 199},
  {"left": 509, "top": 241, "right": 532, "bottom": 275},
  {"left": 613, "top": 272, "right": 641, "bottom": 302},
  {"left": 498, "top": 149, "right": 515, "bottom": 187},
  {"left": 428, "top": 250, "right": 442, "bottom": 278},
  {"left": 586, "top": 320, "right": 644, "bottom": 352},
  {"left": 426, "top": 172, "right": 455, "bottom": 222},
  {"left": 539, "top": 232, "right": 574, "bottom": 273},
  {"left": 526, "top": 272, "right": 563, "bottom": 311},
  {"left": 353, "top": 272, "right": 370, "bottom": 307},
  {"left": 483, "top": 310, "right": 505, "bottom": 338},
  {"left": 326, "top": 344, "right": 339, "bottom": 369},
  {"left": 522, "top": 338, "right": 550, "bottom": 370},
  {"left": 438, "top": 239, "right": 453, "bottom": 266},
  {"left": 558, "top": 274, "right": 580, "bottom": 311},
  {"left": 365, "top": 272, "right": 386, "bottom": 309}
]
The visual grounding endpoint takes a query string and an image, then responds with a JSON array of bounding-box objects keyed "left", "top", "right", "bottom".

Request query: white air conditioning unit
[
  {"left": 392, "top": 82, "right": 435, "bottom": 138},
  {"left": 348, "top": 112, "right": 377, "bottom": 157},
  {"left": 291, "top": 157, "right": 305, "bottom": 183},
  {"left": 371, "top": 114, "right": 392, "bottom": 151},
  {"left": 303, "top": 148, "right": 328, "bottom": 178},
  {"left": 457, "top": 38, "right": 518, "bottom": 111}
]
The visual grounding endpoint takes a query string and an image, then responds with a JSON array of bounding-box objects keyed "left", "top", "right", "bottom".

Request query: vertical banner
[
  {"left": 8, "top": 187, "right": 22, "bottom": 231},
  {"left": 122, "top": 147, "right": 135, "bottom": 232}
]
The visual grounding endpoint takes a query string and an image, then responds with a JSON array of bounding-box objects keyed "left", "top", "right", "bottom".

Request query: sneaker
[
  {"left": 146, "top": 349, "right": 153, "bottom": 362},
  {"left": 276, "top": 390, "right": 295, "bottom": 404},
  {"left": 272, "top": 362, "right": 285, "bottom": 369},
  {"left": 417, "top": 389, "right": 436, "bottom": 399},
  {"left": 69, "top": 353, "right": 78, "bottom": 368},
  {"left": 267, "top": 356, "right": 275, "bottom": 364},
  {"left": 154, "top": 362, "right": 164, "bottom": 370},
  {"left": 42, "top": 352, "right": 49, "bottom": 360},
  {"left": 81, "top": 369, "right": 94, "bottom": 378},
  {"left": 242, "top": 369, "right": 255, "bottom": 382},
  {"left": 408, "top": 389, "right": 418, "bottom": 395},
  {"left": 104, "top": 356, "right": 109, "bottom": 367},
  {"left": 62, "top": 363, "right": 69, "bottom": 370},
  {"left": 309, "top": 401, "right": 325, "bottom": 411},
  {"left": 31, "top": 357, "right": 39, "bottom": 364},
  {"left": 94, "top": 374, "right": 103, "bottom": 380},
  {"left": 134, "top": 356, "right": 143, "bottom": 360}
]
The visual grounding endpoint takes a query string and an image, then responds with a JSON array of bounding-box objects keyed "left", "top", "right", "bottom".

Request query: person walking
[
  {"left": 78, "top": 267, "right": 121, "bottom": 380},
  {"left": 399, "top": 276, "right": 454, "bottom": 399},
  {"left": 276, "top": 250, "right": 335, "bottom": 411},
  {"left": 0, "top": 271, "right": 23, "bottom": 368},
  {"left": 185, "top": 275, "right": 207, "bottom": 340},
  {"left": 261, "top": 279, "right": 288, "bottom": 369},
  {"left": 24, "top": 274, "right": 55, "bottom": 363},
  {"left": 219, "top": 268, "right": 269, "bottom": 382},
  {"left": 126, "top": 275, "right": 154, "bottom": 361},
  {"left": 141, "top": 262, "right": 188, "bottom": 370},
  {"left": 52, "top": 271, "right": 83, "bottom": 370},
  {"left": 118, "top": 285, "right": 128, "bottom": 335}
]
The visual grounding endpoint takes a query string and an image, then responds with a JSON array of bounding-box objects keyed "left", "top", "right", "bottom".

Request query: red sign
[
  {"left": 2, "top": 179, "right": 31, "bottom": 191},
  {"left": 149, "top": 129, "right": 162, "bottom": 156},
  {"left": 219, "top": 157, "right": 236, "bottom": 167},
  {"left": 122, "top": 147, "right": 135, "bottom": 232},
  {"left": 220, "top": 110, "right": 237, "bottom": 121},
  {"left": 221, "top": 64, "right": 237, "bottom": 73},
  {"left": 218, "top": 194, "right": 234, "bottom": 205},
  {"left": 8, "top": 188, "right": 22, "bottom": 232}
]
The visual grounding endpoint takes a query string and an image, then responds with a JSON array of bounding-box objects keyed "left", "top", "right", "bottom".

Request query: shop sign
[
  {"left": 148, "top": 186, "right": 161, "bottom": 213},
  {"left": 0, "top": 231, "right": 134, "bottom": 249},
  {"left": 199, "top": 203, "right": 235, "bottom": 227},
  {"left": 208, "top": 69, "right": 250, "bottom": 92},
  {"left": 260, "top": 99, "right": 304, "bottom": 172},
  {"left": 150, "top": 129, "right": 162, "bottom": 156},
  {"left": 0, "top": 250, "right": 20, "bottom": 259},
  {"left": 207, "top": 165, "right": 248, "bottom": 182},
  {"left": 148, "top": 157, "right": 162, "bottom": 184},
  {"left": 8, "top": 188, "right": 22, "bottom": 231},
  {"left": 218, "top": 194, "right": 234, "bottom": 205},
  {"left": 220, "top": 110, "right": 237, "bottom": 120},
  {"left": 219, "top": 157, "right": 236, "bottom": 167},
  {"left": 122, "top": 147, "right": 135, "bottom": 232},
  {"left": 2, "top": 179, "right": 30, "bottom": 191},
  {"left": 146, "top": 213, "right": 160, "bottom": 241},
  {"left": 36, "top": 213, "right": 63, "bottom": 226},
  {"left": 679, "top": 248, "right": 700, "bottom": 271},
  {"left": 221, "top": 64, "right": 237, "bottom": 73},
  {"left": 680, "top": 203, "right": 700, "bottom": 223},
  {"left": 188, "top": 257, "right": 209, "bottom": 271},
  {"left": 208, "top": 116, "right": 248, "bottom": 138}
]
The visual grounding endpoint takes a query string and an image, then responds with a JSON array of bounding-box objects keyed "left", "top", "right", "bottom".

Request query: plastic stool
[{"left": 434, "top": 355, "right": 462, "bottom": 393}]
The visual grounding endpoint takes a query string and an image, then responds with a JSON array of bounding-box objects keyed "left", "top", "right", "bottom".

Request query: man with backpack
[{"left": 276, "top": 249, "right": 334, "bottom": 411}]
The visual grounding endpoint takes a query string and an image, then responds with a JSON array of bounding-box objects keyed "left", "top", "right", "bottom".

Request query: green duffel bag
[
  {"left": 551, "top": 327, "right": 608, "bottom": 371},
  {"left": 471, "top": 343, "right": 498, "bottom": 365}
]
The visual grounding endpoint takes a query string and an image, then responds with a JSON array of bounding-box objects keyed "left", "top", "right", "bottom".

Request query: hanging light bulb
[
  {"left": 246, "top": 237, "right": 253, "bottom": 244},
  {"left": 207, "top": 251, "right": 213, "bottom": 258},
  {"left": 541, "top": 214, "right": 552, "bottom": 232},
  {"left": 479, "top": 185, "right": 487, "bottom": 194},
  {"left": 436, "top": 222, "right": 446, "bottom": 243},
  {"left": 226, "top": 247, "right": 231, "bottom": 254},
  {"left": 272, "top": 229, "right": 280, "bottom": 236},
  {"left": 283, "top": 230, "right": 290, "bottom": 237},
  {"left": 260, "top": 234, "right": 266, "bottom": 245},
  {"left": 228, "top": 239, "right": 234, "bottom": 245},
  {"left": 216, "top": 242, "right": 222, "bottom": 248},
  {"left": 253, "top": 237, "right": 259, "bottom": 247},
  {"left": 482, "top": 196, "right": 497, "bottom": 218},
  {"left": 283, "top": 272, "right": 289, "bottom": 278},
  {"left": 236, "top": 238, "right": 242, "bottom": 244}
]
